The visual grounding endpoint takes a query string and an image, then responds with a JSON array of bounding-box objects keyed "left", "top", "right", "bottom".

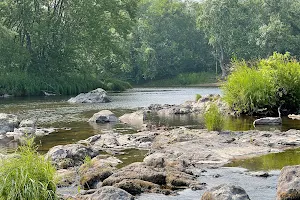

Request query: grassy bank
[
  {"left": 135, "top": 72, "right": 219, "bottom": 87},
  {"left": 0, "top": 72, "right": 132, "bottom": 97}
]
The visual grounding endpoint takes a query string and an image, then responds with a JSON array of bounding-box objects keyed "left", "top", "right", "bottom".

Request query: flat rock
[{"left": 253, "top": 117, "right": 282, "bottom": 125}]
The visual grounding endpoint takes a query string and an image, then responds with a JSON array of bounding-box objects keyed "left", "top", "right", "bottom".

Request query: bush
[
  {"left": 195, "top": 94, "right": 202, "bottom": 101},
  {"left": 223, "top": 52, "right": 300, "bottom": 115},
  {"left": 204, "top": 103, "right": 224, "bottom": 131},
  {"left": 0, "top": 138, "right": 57, "bottom": 200}
]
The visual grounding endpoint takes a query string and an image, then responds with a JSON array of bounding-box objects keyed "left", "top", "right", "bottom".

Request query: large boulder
[
  {"left": 88, "top": 110, "right": 118, "bottom": 123},
  {"left": 277, "top": 165, "right": 300, "bottom": 200},
  {"left": 201, "top": 184, "right": 250, "bottom": 200},
  {"left": 0, "top": 113, "right": 19, "bottom": 134},
  {"left": 79, "top": 155, "right": 122, "bottom": 189},
  {"left": 102, "top": 162, "right": 166, "bottom": 186},
  {"left": 68, "top": 88, "right": 111, "bottom": 103},
  {"left": 88, "top": 186, "right": 134, "bottom": 200},
  {"left": 46, "top": 144, "right": 98, "bottom": 169}
]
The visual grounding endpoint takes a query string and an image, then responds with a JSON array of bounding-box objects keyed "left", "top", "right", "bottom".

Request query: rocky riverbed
[
  {"left": 44, "top": 126, "right": 300, "bottom": 200},
  {"left": 2, "top": 91, "right": 300, "bottom": 199}
]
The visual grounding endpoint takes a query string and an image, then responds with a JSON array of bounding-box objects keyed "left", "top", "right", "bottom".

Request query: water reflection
[{"left": 225, "top": 148, "right": 300, "bottom": 171}]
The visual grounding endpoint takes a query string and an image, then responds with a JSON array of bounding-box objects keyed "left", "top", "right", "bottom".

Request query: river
[{"left": 1, "top": 87, "right": 300, "bottom": 200}]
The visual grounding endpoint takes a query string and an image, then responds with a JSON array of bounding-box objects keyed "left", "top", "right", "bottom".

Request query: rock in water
[
  {"left": 0, "top": 113, "right": 19, "bottom": 134},
  {"left": 68, "top": 88, "right": 111, "bottom": 103},
  {"left": 89, "top": 186, "right": 134, "bottom": 200},
  {"left": 88, "top": 110, "right": 118, "bottom": 123},
  {"left": 277, "top": 165, "right": 300, "bottom": 200},
  {"left": 201, "top": 184, "right": 250, "bottom": 200},
  {"left": 253, "top": 117, "right": 282, "bottom": 126}
]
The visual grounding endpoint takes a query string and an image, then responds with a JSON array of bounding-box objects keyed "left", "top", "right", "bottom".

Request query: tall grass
[
  {"left": 204, "top": 103, "right": 224, "bottom": 131},
  {"left": 0, "top": 138, "right": 57, "bottom": 200},
  {"left": 223, "top": 52, "right": 300, "bottom": 115},
  {"left": 0, "top": 71, "right": 132, "bottom": 96}
]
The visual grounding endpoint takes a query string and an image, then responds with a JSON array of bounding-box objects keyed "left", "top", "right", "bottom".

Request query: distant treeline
[{"left": 0, "top": 0, "right": 299, "bottom": 95}]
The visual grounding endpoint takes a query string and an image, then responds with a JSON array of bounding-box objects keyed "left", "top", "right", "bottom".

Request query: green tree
[
  {"left": 197, "top": 0, "right": 261, "bottom": 78},
  {"left": 128, "top": 0, "right": 214, "bottom": 83},
  {"left": 0, "top": 0, "right": 138, "bottom": 95}
]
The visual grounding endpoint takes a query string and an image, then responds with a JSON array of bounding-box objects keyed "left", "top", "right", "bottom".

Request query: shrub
[
  {"left": 0, "top": 138, "right": 57, "bottom": 200},
  {"left": 204, "top": 103, "right": 224, "bottom": 131},
  {"left": 195, "top": 94, "right": 202, "bottom": 101},
  {"left": 222, "top": 52, "right": 300, "bottom": 115}
]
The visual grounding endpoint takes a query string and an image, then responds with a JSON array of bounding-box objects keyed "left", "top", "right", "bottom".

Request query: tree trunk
[{"left": 219, "top": 44, "right": 227, "bottom": 79}]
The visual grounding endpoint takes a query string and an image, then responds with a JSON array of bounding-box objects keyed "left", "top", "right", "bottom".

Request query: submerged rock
[
  {"left": 88, "top": 110, "right": 118, "bottom": 123},
  {"left": 119, "top": 110, "right": 146, "bottom": 128},
  {"left": 277, "top": 165, "right": 300, "bottom": 200},
  {"left": 0, "top": 113, "right": 19, "bottom": 134},
  {"left": 201, "top": 184, "right": 250, "bottom": 200},
  {"left": 68, "top": 88, "right": 111, "bottom": 103}
]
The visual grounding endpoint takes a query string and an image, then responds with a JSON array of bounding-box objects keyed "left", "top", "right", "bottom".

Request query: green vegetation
[
  {"left": 195, "top": 94, "right": 202, "bottom": 101},
  {"left": 204, "top": 103, "right": 224, "bottom": 131},
  {"left": 0, "top": 138, "right": 57, "bottom": 200},
  {"left": 138, "top": 72, "right": 216, "bottom": 87},
  {"left": 1, "top": 0, "right": 300, "bottom": 95},
  {"left": 223, "top": 52, "right": 300, "bottom": 115}
]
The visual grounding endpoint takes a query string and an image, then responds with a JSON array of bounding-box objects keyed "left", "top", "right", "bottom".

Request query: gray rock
[
  {"left": 19, "top": 119, "right": 37, "bottom": 128},
  {"left": 79, "top": 155, "right": 122, "bottom": 189},
  {"left": 0, "top": 113, "right": 19, "bottom": 134},
  {"left": 114, "top": 179, "right": 160, "bottom": 195},
  {"left": 88, "top": 186, "right": 134, "bottom": 200},
  {"left": 55, "top": 168, "right": 77, "bottom": 187},
  {"left": 102, "top": 162, "right": 166, "bottom": 186},
  {"left": 253, "top": 117, "right": 282, "bottom": 126},
  {"left": 46, "top": 144, "right": 98, "bottom": 169},
  {"left": 143, "top": 153, "right": 166, "bottom": 168},
  {"left": 119, "top": 110, "right": 146, "bottom": 128},
  {"left": 88, "top": 110, "right": 118, "bottom": 123},
  {"left": 68, "top": 88, "right": 111, "bottom": 103},
  {"left": 201, "top": 184, "right": 250, "bottom": 200},
  {"left": 277, "top": 165, "right": 300, "bottom": 200}
]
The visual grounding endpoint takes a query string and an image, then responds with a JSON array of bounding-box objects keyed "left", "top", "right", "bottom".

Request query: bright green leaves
[{"left": 223, "top": 53, "right": 300, "bottom": 115}]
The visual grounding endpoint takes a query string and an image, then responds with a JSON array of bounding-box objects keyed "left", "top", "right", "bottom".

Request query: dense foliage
[
  {"left": 223, "top": 53, "right": 300, "bottom": 115},
  {"left": 198, "top": 0, "right": 300, "bottom": 78},
  {"left": 1, "top": 0, "right": 300, "bottom": 95},
  {"left": 0, "top": 0, "right": 138, "bottom": 95},
  {"left": 0, "top": 138, "right": 57, "bottom": 200}
]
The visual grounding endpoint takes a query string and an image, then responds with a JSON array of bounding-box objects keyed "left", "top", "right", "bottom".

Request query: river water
[{"left": 1, "top": 87, "right": 300, "bottom": 200}]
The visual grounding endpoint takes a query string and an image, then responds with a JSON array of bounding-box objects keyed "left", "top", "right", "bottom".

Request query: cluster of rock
[
  {"left": 43, "top": 122, "right": 300, "bottom": 200},
  {"left": 146, "top": 94, "right": 229, "bottom": 116},
  {"left": 0, "top": 113, "right": 58, "bottom": 141}
]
